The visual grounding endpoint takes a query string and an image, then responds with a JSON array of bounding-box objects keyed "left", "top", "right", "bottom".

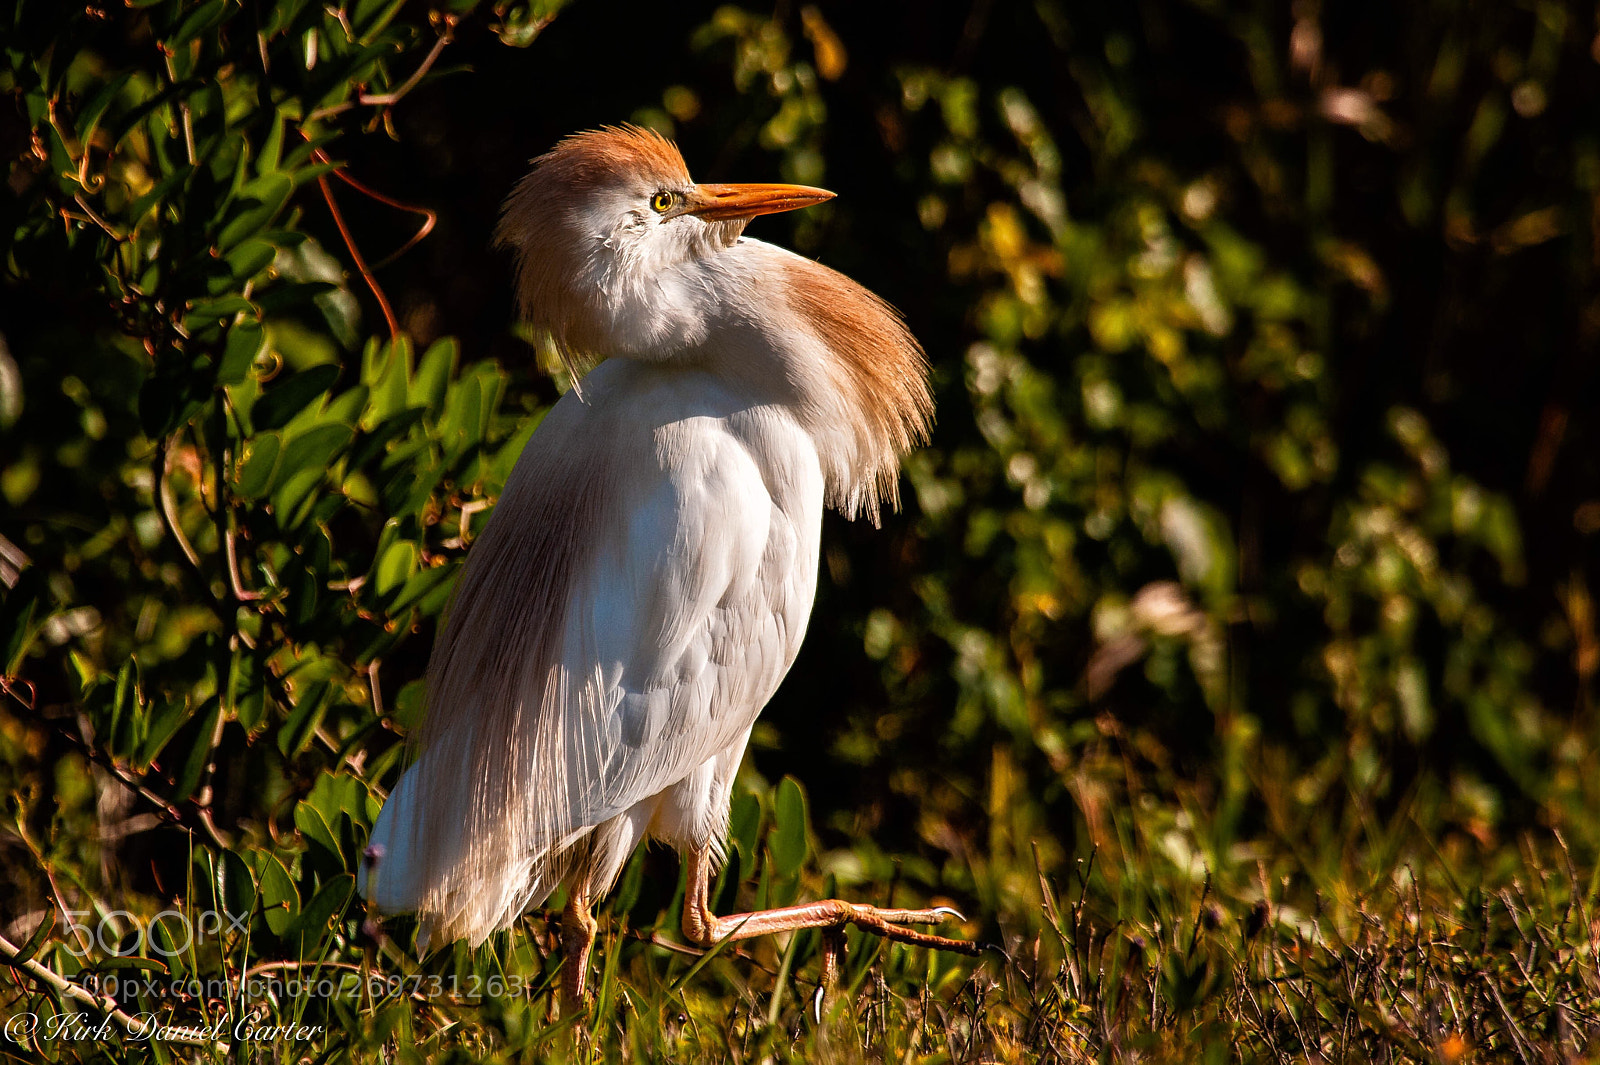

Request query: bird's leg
[
  {"left": 680, "top": 846, "right": 978, "bottom": 956},
  {"left": 560, "top": 889, "right": 597, "bottom": 1013},
  {"left": 813, "top": 927, "right": 847, "bottom": 1022},
  {"left": 819, "top": 927, "right": 846, "bottom": 987}
]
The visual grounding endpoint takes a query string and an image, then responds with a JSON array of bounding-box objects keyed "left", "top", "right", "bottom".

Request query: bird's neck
[{"left": 661, "top": 239, "right": 933, "bottom": 523}]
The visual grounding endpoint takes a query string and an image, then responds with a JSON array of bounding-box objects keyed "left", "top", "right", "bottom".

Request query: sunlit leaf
[
  {"left": 253, "top": 364, "right": 339, "bottom": 430},
  {"left": 770, "top": 776, "right": 809, "bottom": 880}
]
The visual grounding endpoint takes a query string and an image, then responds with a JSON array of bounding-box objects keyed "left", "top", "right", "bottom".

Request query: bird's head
[{"left": 496, "top": 125, "right": 834, "bottom": 365}]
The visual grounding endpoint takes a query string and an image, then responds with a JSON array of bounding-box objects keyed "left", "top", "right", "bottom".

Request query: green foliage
[{"left": 3, "top": 0, "right": 1600, "bottom": 1061}]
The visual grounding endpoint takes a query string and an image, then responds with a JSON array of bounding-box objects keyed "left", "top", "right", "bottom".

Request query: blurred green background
[{"left": 2, "top": 0, "right": 1599, "bottom": 1060}]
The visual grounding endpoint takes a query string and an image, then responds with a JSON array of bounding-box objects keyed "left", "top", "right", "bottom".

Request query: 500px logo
[{"left": 57, "top": 908, "right": 250, "bottom": 958}]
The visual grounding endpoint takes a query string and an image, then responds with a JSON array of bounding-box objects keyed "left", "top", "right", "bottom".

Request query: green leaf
[
  {"left": 104, "top": 658, "right": 136, "bottom": 758},
  {"left": 224, "top": 238, "right": 277, "bottom": 284},
  {"left": 286, "top": 160, "right": 340, "bottom": 189},
  {"left": 353, "top": 607, "right": 415, "bottom": 666},
  {"left": 217, "top": 173, "right": 293, "bottom": 252},
  {"left": 188, "top": 296, "right": 254, "bottom": 322},
  {"left": 234, "top": 431, "right": 283, "bottom": 498},
  {"left": 253, "top": 364, "right": 339, "bottom": 430},
  {"left": 167, "top": 0, "right": 230, "bottom": 49},
  {"left": 294, "top": 800, "right": 341, "bottom": 863},
  {"left": 218, "top": 848, "right": 257, "bottom": 932},
  {"left": 172, "top": 699, "right": 222, "bottom": 802},
  {"left": 289, "top": 875, "right": 353, "bottom": 959},
  {"left": 388, "top": 563, "right": 453, "bottom": 613},
  {"left": 323, "top": 384, "right": 369, "bottom": 427},
  {"left": 490, "top": 417, "right": 539, "bottom": 490},
  {"left": 728, "top": 790, "right": 761, "bottom": 886},
  {"left": 258, "top": 107, "right": 288, "bottom": 175},
  {"left": 253, "top": 280, "right": 337, "bottom": 315},
  {"left": 218, "top": 320, "right": 267, "bottom": 385},
  {"left": 148, "top": 916, "right": 191, "bottom": 977},
  {"left": 371, "top": 517, "right": 402, "bottom": 566},
  {"left": 105, "top": 81, "right": 205, "bottom": 148},
  {"left": 261, "top": 0, "right": 316, "bottom": 37},
  {"left": 353, "top": 0, "right": 408, "bottom": 37},
  {"left": 279, "top": 679, "right": 332, "bottom": 758},
  {"left": 497, "top": 0, "right": 567, "bottom": 47},
  {"left": 136, "top": 696, "right": 191, "bottom": 770},
  {"left": 363, "top": 336, "right": 413, "bottom": 423},
  {"left": 95, "top": 955, "right": 168, "bottom": 973},
  {"left": 770, "top": 776, "right": 810, "bottom": 880},
  {"left": 228, "top": 646, "right": 267, "bottom": 731},
  {"left": 278, "top": 424, "right": 354, "bottom": 481},
  {"left": 74, "top": 70, "right": 136, "bottom": 144},
  {"left": 7, "top": 911, "right": 56, "bottom": 968},
  {"left": 257, "top": 854, "right": 301, "bottom": 937},
  {"left": 272, "top": 466, "right": 328, "bottom": 525},
  {"left": 439, "top": 372, "right": 484, "bottom": 456},
  {"left": 68, "top": 650, "right": 98, "bottom": 691},
  {"left": 0, "top": 566, "right": 50, "bottom": 676},
  {"left": 122, "top": 165, "right": 193, "bottom": 230},
  {"left": 349, "top": 407, "right": 425, "bottom": 470},
  {"left": 375, "top": 540, "right": 417, "bottom": 598},
  {"left": 411, "top": 338, "right": 458, "bottom": 416},
  {"left": 110, "top": 668, "right": 143, "bottom": 757},
  {"left": 390, "top": 679, "right": 427, "bottom": 730}
]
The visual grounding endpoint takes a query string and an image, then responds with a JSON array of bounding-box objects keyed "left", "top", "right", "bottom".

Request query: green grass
[{"left": 4, "top": 739, "right": 1597, "bottom": 1064}]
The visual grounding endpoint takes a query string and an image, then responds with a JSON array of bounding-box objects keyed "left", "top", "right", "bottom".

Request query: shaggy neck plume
[{"left": 735, "top": 248, "right": 932, "bottom": 523}]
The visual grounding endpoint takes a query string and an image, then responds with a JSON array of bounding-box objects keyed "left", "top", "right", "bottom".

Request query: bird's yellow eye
[{"left": 650, "top": 191, "right": 678, "bottom": 214}]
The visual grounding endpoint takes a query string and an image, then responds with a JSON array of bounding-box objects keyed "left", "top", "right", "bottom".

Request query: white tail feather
[{"left": 361, "top": 747, "right": 558, "bottom": 946}]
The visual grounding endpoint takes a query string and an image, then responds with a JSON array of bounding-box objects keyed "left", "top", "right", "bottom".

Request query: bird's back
[{"left": 362, "top": 358, "right": 824, "bottom": 944}]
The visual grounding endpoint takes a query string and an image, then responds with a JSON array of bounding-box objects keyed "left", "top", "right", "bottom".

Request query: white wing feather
[{"left": 361, "top": 360, "right": 822, "bottom": 945}]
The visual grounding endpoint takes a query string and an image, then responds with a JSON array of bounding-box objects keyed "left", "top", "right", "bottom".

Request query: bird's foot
[
  {"left": 826, "top": 901, "right": 977, "bottom": 954},
  {"left": 868, "top": 904, "right": 966, "bottom": 927},
  {"left": 687, "top": 897, "right": 977, "bottom": 956}
]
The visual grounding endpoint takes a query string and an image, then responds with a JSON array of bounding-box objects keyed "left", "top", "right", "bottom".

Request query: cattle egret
[{"left": 359, "top": 125, "right": 975, "bottom": 1006}]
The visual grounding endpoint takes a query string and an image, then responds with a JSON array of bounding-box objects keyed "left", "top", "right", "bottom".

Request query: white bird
[{"left": 358, "top": 125, "right": 974, "bottom": 1005}]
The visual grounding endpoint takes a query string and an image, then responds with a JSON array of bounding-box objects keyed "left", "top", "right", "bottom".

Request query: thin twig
[
  {"left": 190, "top": 700, "right": 231, "bottom": 851},
  {"left": 72, "top": 193, "right": 123, "bottom": 240},
  {"left": 209, "top": 403, "right": 268, "bottom": 635},
  {"left": 43, "top": 97, "right": 106, "bottom": 198},
  {"left": 327, "top": 159, "right": 437, "bottom": 271},
  {"left": 0, "top": 675, "right": 35, "bottom": 709},
  {"left": 313, "top": 167, "right": 399, "bottom": 338},
  {"left": 306, "top": 33, "right": 451, "bottom": 121},
  {"left": 162, "top": 52, "right": 196, "bottom": 165},
  {"left": 12, "top": 819, "right": 93, "bottom": 959},
  {"left": 224, "top": 529, "right": 263, "bottom": 602},
  {"left": 0, "top": 533, "right": 29, "bottom": 588},
  {"left": 1484, "top": 972, "right": 1535, "bottom": 1065},
  {"left": 367, "top": 659, "right": 384, "bottom": 719},
  {"left": 4, "top": 688, "right": 218, "bottom": 844},
  {"left": 155, "top": 436, "right": 203, "bottom": 572}
]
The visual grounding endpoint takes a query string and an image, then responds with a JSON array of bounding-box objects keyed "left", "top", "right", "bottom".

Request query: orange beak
[{"left": 684, "top": 182, "right": 836, "bottom": 221}]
